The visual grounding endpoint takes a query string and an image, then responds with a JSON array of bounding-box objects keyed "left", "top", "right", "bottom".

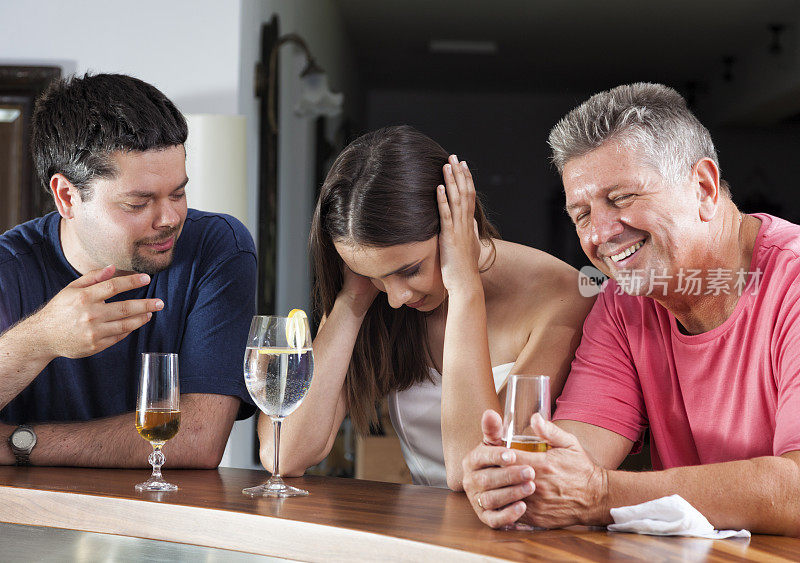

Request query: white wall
[
  {"left": 0, "top": 0, "right": 242, "bottom": 115},
  {"left": 1, "top": 0, "right": 358, "bottom": 469}
]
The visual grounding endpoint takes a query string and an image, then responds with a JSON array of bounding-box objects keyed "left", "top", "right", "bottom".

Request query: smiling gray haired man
[{"left": 462, "top": 83, "right": 800, "bottom": 536}]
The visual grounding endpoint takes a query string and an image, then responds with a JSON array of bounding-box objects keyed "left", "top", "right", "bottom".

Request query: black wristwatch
[{"left": 8, "top": 425, "right": 36, "bottom": 466}]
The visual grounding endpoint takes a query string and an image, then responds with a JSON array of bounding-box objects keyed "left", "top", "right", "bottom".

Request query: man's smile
[
  {"left": 140, "top": 236, "right": 175, "bottom": 253},
  {"left": 609, "top": 239, "right": 646, "bottom": 263}
]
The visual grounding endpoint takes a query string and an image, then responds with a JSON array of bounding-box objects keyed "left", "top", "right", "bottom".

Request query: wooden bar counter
[{"left": 0, "top": 466, "right": 796, "bottom": 561}]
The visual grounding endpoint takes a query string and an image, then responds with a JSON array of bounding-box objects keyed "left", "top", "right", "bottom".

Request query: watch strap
[{"left": 13, "top": 450, "right": 31, "bottom": 466}]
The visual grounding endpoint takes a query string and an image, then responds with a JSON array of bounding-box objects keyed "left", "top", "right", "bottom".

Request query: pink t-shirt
[{"left": 554, "top": 213, "right": 800, "bottom": 470}]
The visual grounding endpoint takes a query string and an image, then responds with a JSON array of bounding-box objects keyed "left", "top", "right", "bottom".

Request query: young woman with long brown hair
[{"left": 257, "top": 125, "right": 594, "bottom": 490}]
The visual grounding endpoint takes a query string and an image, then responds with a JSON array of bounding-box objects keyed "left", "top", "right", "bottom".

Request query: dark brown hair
[
  {"left": 310, "top": 125, "right": 498, "bottom": 433},
  {"left": 32, "top": 73, "right": 188, "bottom": 201}
]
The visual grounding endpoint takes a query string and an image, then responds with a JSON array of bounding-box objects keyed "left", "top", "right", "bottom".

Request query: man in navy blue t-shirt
[{"left": 0, "top": 73, "right": 256, "bottom": 468}]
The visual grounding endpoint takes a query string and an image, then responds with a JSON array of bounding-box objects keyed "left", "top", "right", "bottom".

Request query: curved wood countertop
[{"left": 0, "top": 466, "right": 796, "bottom": 561}]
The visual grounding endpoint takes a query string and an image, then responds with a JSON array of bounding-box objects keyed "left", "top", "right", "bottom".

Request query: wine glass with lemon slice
[{"left": 243, "top": 310, "right": 314, "bottom": 497}]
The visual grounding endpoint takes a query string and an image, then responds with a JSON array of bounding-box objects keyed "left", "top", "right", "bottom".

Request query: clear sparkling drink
[{"left": 244, "top": 346, "right": 314, "bottom": 418}]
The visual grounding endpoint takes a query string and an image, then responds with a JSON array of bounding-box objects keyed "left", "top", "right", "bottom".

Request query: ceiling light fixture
[
  {"left": 769, "top": 24, "right": 786, "bottom": 54},
  {"left": 429, "top": 40, "right": 498, "bottom": 55}
]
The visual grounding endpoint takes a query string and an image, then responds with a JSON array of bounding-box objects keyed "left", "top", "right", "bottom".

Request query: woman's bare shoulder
[
  {"left": 483, "top": 240, "right": 595, "bottom": 362},
  {"left": 483, "top": 239, "right": 595, "bottom": 334},
  {"left": 485, "top": 239, "right": 583, "bottom": 300}
]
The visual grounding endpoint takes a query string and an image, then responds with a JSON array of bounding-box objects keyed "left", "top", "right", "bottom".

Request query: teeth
[{"left": 610, "top": 241, "right": 644, "bottom": 263}]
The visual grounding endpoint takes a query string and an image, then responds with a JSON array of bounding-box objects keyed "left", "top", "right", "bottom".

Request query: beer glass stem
[
  {"left": 148, "top": 444, "right": 166, "bottom": 481},
  {"left": 272, "top": 418, "right": 282, "bottom": 480}
]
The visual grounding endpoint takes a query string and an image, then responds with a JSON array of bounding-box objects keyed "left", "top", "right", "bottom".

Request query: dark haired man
[
  {"left": 0, "top": 74, "right": 256, "bottom": 468},
  {"left": 462, "top": 83, "right": 800, "bottom": 536}
]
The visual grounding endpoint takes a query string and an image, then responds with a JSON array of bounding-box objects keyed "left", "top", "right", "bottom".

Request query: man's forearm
[
  {"left": 31, "top": 411, "right": 153, "bottom": 467},
  {"left": 3, "top": 394, "right": 239, "bottom": 469},
  {"left": 466, "top": 417, "right": 800, "bottom": 535},
  {"left": 603, "top": 454, "right": 800, "bottom": 536},
  {"left": 0, "top": 316, "right": 56, "bottom": 409}
]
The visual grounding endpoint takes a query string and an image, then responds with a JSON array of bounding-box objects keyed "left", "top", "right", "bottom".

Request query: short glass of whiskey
[{"left": 503, "top": 375, "right": 551, "bottom": 452}]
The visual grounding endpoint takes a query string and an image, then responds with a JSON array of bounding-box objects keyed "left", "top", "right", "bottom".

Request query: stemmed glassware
[
  {"left": 243, "top": 313, "right": 314, "bottom": 497},
  {"left": 135, "top": 353, "right": 181, "bottom": 492},
  {"left": 503, "top": 375, "right": 551, "bottom": 452}
]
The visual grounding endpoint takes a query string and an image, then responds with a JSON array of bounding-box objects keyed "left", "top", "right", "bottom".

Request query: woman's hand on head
[
  {"left": 340, "top": 263, "right": 379, "bottom": 317},
  {"left": 437, "top": 155, "right": 483, "bottom": 295}
]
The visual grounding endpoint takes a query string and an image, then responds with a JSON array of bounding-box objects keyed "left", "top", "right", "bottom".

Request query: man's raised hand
[{"left": 34, "top": 265, "right": 163, "bottom": 359}]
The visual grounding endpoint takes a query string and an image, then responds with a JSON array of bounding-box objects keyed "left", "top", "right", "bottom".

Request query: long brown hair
[{"left": 309, "top": 125, "right": 498, "bottom": 433}]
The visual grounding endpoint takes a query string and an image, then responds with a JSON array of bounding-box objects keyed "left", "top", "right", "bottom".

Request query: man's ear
[
  {"left": 693, "top": 158, "right": 720, "bottom": 222},
  {"left": 50, "top": 174, "right": 78, "bottom": 219}
]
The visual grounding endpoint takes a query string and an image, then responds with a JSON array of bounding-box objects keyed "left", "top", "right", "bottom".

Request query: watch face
[{"left": 12, "top": 429, "right": 35, "bottom": 450}]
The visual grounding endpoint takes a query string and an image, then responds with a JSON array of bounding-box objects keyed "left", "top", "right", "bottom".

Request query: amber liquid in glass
[
  {"left": 507, "top": 437, "right": 549, "bottom": 452},
  {"left": 136, "top": 409, "right": 181, "bottom": 443}
]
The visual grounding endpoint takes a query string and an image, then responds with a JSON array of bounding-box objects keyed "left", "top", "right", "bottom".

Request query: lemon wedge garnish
[{"left": 285, "top": 308, "right": 308, "bottom": 349}]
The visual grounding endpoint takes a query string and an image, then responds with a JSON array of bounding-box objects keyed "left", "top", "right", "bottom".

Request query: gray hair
[{"left": 548, "top": 83, "right": 728, "bottom": 195}]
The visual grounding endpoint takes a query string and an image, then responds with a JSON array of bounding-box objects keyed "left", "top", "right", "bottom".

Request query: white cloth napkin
[{"left": 608, "top": 494, "right": 750, "bottom": 539}]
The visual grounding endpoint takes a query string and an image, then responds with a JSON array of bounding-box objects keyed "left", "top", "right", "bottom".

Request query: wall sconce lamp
[{"left": 266, "top": 33, "right": 344, "bottom": 133}]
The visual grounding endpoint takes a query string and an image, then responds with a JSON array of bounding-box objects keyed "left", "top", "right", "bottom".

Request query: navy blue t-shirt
[{"left": 0, "top": 209, "right": 257, "bottom": 425}]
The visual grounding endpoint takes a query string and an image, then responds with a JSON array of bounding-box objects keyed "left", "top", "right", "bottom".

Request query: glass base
[
  {"left": 135, "top": 477, "right": 178, "bottom": 492},
  {"left": 243, "top": 476, "right": 308, "bottom": 498}
]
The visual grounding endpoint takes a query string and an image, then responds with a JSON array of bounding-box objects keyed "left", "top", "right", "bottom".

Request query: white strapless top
[{"left": 387, "top": 363, "right": 515, "bottom": 488}]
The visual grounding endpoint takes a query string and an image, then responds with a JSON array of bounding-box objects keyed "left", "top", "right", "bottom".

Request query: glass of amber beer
[
  {"left": 135, "top": 353, "right": 180, "bottom": 492},
  {"left": 503, "top": 375, "right": 550, "bottom": 452}
]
